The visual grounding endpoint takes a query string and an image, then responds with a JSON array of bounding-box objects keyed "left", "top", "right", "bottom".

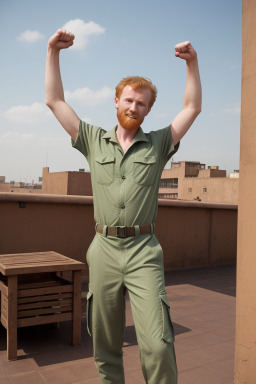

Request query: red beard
[{"left": 117, "top": 109, "right": 144, "bottom": 131}]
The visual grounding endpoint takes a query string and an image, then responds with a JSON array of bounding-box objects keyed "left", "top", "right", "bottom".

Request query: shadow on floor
[
  {"left": 0, "top": 264, "right": 234, "bottom": 368},
  {"left": 164, "top": 264, "right": 236, "bottom": 297}
]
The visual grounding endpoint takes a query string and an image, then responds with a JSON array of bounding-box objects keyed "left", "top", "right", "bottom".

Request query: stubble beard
[{"left": 117, "top": 109, "right": 144, "bottom": 131}]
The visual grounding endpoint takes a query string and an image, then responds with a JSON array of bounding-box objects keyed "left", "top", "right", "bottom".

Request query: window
[
  {"left": 188, "top": 188, "right": 192, "bottom": 192},
  {"left": 158, "top": 193, "right": 178, "bottom": 199},
  {"left": 159, "top": 178, "right": 178, "bottom": 188},
  {"left": 203, "top": 187, "right": 207, "bottom": 193}
]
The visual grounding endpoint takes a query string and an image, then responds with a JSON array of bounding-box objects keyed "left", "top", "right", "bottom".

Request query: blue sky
[{"left": 0, "top": 0, "right": 241, "bottom": 183}]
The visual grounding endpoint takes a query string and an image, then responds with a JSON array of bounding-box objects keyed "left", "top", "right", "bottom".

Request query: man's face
[{"left": 115, "top": 85, "right": 151, "bottom": 131}]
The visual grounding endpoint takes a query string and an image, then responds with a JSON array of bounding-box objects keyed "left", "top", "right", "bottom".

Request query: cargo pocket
[
  {"left": 94, "top": 156, "right": 115, "bottom": 185},
  {"left": 133, "top": 155, "right": 156, "bottom": 186},
  {"left": 86, "top": 291, "right": 93, "bottom": 336},
  {"left": 160, "top": 292, "right": 175, "bottom": 343}
]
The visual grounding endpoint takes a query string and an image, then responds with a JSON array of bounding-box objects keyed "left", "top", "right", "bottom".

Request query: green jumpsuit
[{"left": 72, "top": 121, "right": 179, "bottom": 384}]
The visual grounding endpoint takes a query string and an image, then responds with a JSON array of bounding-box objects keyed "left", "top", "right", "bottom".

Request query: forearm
[
  {"left": 183, "top": 57, "right": 202, "bottom": 113},
  {"left": 45, "top": 47, "right": 65, "bottom": 107}
]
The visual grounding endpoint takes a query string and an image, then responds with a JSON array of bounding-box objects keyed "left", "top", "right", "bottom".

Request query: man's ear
[
  {"left": 146, "top": 107, "right": 151, "bottom": 116},
  {"left": 114, "top": 97, "right": 119, "bottom": 110}
]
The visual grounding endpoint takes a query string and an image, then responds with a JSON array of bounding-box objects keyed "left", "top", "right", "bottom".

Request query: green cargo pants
[{"left": 86, "top": 229, "right": 177, "bottom": 384}]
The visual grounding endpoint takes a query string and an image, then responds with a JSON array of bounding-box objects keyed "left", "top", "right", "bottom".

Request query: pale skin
[{"left": 45, "top": 30, "right": 202, "bottom": 152}]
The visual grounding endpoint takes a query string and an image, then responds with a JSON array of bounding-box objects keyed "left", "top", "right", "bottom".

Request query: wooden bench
[{"left": 0, "top": 251, "right": 86, "bottom": 360}]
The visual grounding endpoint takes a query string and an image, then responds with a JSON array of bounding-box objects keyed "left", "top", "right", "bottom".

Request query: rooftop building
[{"left": 159, "top": 161, "right": 239, "bottom": 204}]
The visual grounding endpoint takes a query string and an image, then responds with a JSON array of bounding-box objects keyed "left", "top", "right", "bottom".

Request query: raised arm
[
  {"left": 45, "top": 29, "right": 80, "bottom": 141},
  {"left": 171, "top": 41, "right": 202, "bottom": 146}
]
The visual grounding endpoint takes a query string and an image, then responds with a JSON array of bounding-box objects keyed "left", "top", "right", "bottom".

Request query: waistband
[{"left": 95, "top": 223, "right": 154, "bottom": 238}]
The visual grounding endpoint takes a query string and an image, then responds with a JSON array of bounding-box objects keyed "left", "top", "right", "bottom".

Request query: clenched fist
[
  {"left": 175, "top": 41, "right": 197, "bottom": 62},
  {"left": 48, "top": 29, "right": 75, "bottom": 51}
]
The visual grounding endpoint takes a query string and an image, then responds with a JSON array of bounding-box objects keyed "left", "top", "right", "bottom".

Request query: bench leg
[
  {"left": 72, "top": 270, "right": 81, "bottom": 346},
  {"left": 7, "top": 275, "right": 17, "bottom": 360}
]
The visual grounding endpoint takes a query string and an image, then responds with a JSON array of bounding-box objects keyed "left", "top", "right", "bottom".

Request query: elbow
[
  {"left": 196, "top": 106, "right": 202, "bottom": 116},
  {"left": 45, "top": 98, "right": 55, "bottom": 110},
  {"left": 193, "top": 105, "right": 201, "bottom": 118},
  {"left": 45, "top": 98, "right": 51, "bottom": 108}
]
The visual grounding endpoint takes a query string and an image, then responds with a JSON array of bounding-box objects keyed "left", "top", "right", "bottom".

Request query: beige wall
[
  {"left": 235, "top": 1, "right": 256, "bottom": 382},
  {"left": 42, "top": 167, "right": 92, "bottom": 196},
  {"left": 181, "top": 177, "right": 239, "bottom": 204},
  {"left": 0, "top": 193, "right": 237, "bottom": 283},
  {"left": 160, "top": 162, "right": 239, "bottom": 204},
  {"left": 0, "top": 183, "right": 42, "bottom": 194},
  {"left": 42, "top": 167, "right": 69, "bottom": 194},
  {"left": 0, "top": 184, "right": 12, "bottom": 192},
  {"left": 198, "top": 169, "right": 226, "bottom": 178},
  {"left": 67, "top": 171, "right": 92, "bottom": 196},
  {"left": 159, "top": 177, "right": 239, "bottom": 204}
]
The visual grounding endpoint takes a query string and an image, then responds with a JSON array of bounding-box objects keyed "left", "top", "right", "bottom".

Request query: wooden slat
[
  {"left": 2, "top": 295, "right": 8, "bottom": 311},
  {"left": 0, "top": 280, "right": 8, "bottom": 297},
  {"left": 17, "top": 312, "right": 72, "bottom": 327},
  {"left": 0, "top": 251, "right": 85, "bottom": 276},
  {"left": 7, "top": 275, "right": 17, "bottom": 360},
  {"left": 18, "top": 298, "right": 72, "bottom": 310},
  {"left": 72, "top": 270, "right": 81, "bottom": 346},
  {"left": 1, "top": 300, "right": 7, "bottom": 323},
  {"left": 0, "top": 252, "right": 83, "bottom": 359},
  {"left": 3, "top": 264, "right": 85, "bottom": 276},
  {"left": 18, "top": 305, "right": 73, "bottom": 318},
  {"left": 18, "top": 284, "right": 73, "bottom": 298},
  {"left": 18, "top": 292, "right": 72, "bottom": 304},
  {"left": 18, "top": 281, "right": 61, "bottom": 290},
  {"left": 1, "top": 314, "right": 7, "bottom": 329}
]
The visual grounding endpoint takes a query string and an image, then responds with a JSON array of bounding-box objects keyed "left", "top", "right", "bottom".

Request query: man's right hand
[{"left": 48, "top": 29, "right": 75, "bottom": 51}]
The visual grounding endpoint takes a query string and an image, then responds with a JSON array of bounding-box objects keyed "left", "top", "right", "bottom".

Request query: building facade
[
  {"left": 159, "top": 161, "right": 239, "bottom": 204},
  {"left": 42, "top": 167, "right": 93, "bottom": 196}
]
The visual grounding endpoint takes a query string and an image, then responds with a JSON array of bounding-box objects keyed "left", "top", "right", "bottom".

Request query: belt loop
[
  {"left": 134, "top": 225, "right": 140, "bottom": 238},
  {"left": 150, "top": 223, "right": 155, "bottom": 235},
  {"left": 103, "top": 225, "right": 108, "bottom": 237}
]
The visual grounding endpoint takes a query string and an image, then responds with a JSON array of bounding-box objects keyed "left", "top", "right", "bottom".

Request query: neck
[
  {"left": 116, "top": 124, "right": 140, "bottom": 153},
  {"left": 116, "top": 123, "right": 139, "bottom": 142}
]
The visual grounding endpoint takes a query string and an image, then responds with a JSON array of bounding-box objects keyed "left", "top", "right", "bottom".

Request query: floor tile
[{"left": 0, "top": 264, "right": 236, "bottom": 384}]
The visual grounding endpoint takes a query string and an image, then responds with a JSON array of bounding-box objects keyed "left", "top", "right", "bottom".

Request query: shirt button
[
  {"left": 121, "top": 205, "right": 125, "bottom": 209},
  {"left": 122, "top": 175, "right": 126, "bottom": 180}
]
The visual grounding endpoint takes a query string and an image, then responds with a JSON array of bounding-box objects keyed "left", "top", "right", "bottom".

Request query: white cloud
[
  {"left": 3, "top": 102, "right": 51, "bottom": 124},
  {"left": 1, "top": 131, "right": 34, "bottom": 141},
  {"left": 65, "top": 86, "right": 113, "bottom": 106},
  {"left": 62, "top": 19, "right": 105, "bottom": 50},
  {"left": 40, "top": 136, "right": 69, "bottom": 147},
  {"left": 17, "top": 30, "right": 44, "bottom": 43},
  {"left": 223, "top": 103, "right": 241, "bottom": 115},
  {"left": 0, "top": 131, "right": 35, "bottom": 149}
]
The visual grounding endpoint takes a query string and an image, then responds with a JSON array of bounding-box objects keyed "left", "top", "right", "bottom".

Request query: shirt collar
[{"left": 102, "top": 125, "right": 149, "bottom": 144}]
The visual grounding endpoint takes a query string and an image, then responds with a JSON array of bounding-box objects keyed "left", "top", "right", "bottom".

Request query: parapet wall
[{"left": 0, "top": 193, "right": 237, "bottom": 281}]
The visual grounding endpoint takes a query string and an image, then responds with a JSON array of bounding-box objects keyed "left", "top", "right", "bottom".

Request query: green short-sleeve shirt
[{"left": 72, "top": 121, "right": 179, "bottom": 226}]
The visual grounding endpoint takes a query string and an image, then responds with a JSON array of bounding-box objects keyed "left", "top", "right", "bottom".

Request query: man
[{"left": 45, "top": 29, "right": 201, "bottom": 384}]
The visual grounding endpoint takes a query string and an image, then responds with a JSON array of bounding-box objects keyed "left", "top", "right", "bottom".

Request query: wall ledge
[
  {"left": 0, "top": 192, "right": 237, "bottom": 210},
  {"left": 0, "top": 192, "right": 93, "bottom": 205},
  {"left": 158, "top": 198, "right": 237, "bottom": 210}
]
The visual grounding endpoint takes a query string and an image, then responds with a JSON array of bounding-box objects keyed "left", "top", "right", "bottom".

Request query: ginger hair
[{"left": 115, "top": 76, "right": 157, "bottom": 108}]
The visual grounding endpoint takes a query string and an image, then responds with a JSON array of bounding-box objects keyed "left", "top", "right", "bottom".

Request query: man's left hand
[{"left": 175, "top": 41, "right": 197, "bottom": 62}]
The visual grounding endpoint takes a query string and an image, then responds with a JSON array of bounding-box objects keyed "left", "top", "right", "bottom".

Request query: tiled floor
[{"left": 0, "top": 264, "right": 236, "bottom": 384}]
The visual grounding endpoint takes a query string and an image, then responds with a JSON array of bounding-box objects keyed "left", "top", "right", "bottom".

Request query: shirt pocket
[
  {"left": 133, "top": 155, "right": 157, "bottom": 186},
  {"left": 94, "top": 156, "right": 115, "bottom": 185}
]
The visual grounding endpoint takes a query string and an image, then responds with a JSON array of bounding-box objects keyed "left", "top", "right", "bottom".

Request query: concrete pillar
[{"left": 235, "top": 1, "right": 256, "bottom": 382}]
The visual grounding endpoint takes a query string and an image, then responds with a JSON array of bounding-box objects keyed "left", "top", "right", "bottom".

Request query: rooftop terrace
[
  {"left": 0, "top": 193, "right": 237, "bottom": 382},
  {"left": 0, "top": 264, "right": 235, "bottom": 384}
]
